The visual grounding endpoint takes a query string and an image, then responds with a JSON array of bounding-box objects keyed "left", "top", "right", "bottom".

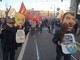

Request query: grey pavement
[
  {"left": 22, "top": 31, "right": 57, "bottom": 60},
  {"left": 0, "top": 30, "right": 80, "bottom": 60}
]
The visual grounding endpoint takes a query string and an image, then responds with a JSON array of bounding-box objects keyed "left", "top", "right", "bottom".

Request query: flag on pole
[
  {"left": 31, "top": 13, "right": 42, "bottom": 24},
  {"left": 19, "top": 2, "right": 27, "bottom": 15},
  {"left": 19, "top": 2, "right": 30, "bottom": 19},
  {"left": 37, "top": 12, "right": 42, "bottom": 20},
  {"left": 47, "top": 11, "right": 50, "bottom": 20},
  {"left": 26, "top": 11, "right": 30, "bottom": 19}
]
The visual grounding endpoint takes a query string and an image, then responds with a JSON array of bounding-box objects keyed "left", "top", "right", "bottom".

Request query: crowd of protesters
[
  {"left": 0, "top": 10, "right": 79, "bottom": 60},
  {"left": 0, "top": 14, "right": 54, "bottom": 60}
]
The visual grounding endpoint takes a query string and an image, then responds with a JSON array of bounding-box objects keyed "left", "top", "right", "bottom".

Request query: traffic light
[{"left": 61, "top": 0, "right": 63, "bottom": 2}]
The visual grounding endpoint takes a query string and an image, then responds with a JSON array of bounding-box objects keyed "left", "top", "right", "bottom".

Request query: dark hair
[{"left": 62, "top": 12, "right": 74, "bottom": 21}]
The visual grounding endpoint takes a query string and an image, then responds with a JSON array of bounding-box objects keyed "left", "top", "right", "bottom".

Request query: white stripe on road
[
  {"left": 76, "top": 42, "right": 80, "bottom": 46},
  {"left": 71, "top": 55, "right": 77, "bottom": 60},
  {"left": 34, "top": 35, "right": 40, "bottom": 60},
  {"left": 17, "top": 32, "right": 30, "bottom": 60},
  {"left": 45, "top": 31, "right": 77, "bottom": 60}
]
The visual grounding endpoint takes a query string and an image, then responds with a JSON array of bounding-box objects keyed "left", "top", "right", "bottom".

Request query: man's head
[
  {"left": 0, "top": 18, "right": 5, "bottom": 23},
  {"left": 6, "top": 17, "right": 15, "bottom": 27},
  {"left": 62, "top": 12, "right": 76, "bottom": 32}
]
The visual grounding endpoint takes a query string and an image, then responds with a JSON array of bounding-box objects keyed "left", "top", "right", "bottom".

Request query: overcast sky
[{"left": 0, "top": 0, "right": 70, "bottom": 12}]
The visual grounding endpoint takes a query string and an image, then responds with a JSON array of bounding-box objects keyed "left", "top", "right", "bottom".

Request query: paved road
[
  {"left": 48, "top": 31, "right": 80, "bottom": 60},
  {"left": 0, "top": 30, "right": 80, "bottom": 60},
  {"left": 22, "top": 30, "right": 80, "bottom": 60},
  {"left": 22, "top": 31, "right": 56, "bottom": 60}
]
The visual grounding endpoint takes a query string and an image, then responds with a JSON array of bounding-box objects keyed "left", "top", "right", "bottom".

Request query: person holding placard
[{"left": 52, "top": 12, "right": 76, "bottom": 60}]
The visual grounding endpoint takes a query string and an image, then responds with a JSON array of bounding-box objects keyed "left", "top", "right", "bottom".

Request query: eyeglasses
[{"left": 8, "top": 22, "right": 14, "bottom": 24}]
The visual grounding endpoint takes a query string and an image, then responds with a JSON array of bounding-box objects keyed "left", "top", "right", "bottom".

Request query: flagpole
[{"left": 5, "top": 2, "right": 11, "bottom": 18}]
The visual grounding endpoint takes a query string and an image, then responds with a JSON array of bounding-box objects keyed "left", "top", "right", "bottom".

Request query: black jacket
[
  {"left": 52, "top": 28, "right": 73, "bottom": 46},
  {"left": 52, "top": 29, "right": 61, "bottom": 46},
  {"left": 1, "top": 25, "right": 17, "bottom": 51}
]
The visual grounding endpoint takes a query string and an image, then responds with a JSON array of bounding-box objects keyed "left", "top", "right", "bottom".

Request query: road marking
[
  {"left": 45, "top": 31, "right": 77, "bottom": 60},
  {"left": 71, "top": 55, "right": 77, "bottom": 60},
  {"left": 17, "top": 32, "right": 30, "bottom": 60},
  {"left": 75, "top": 40, "right": 80, "bottom": 51},
  {"left": 76, "top": 42, "right": 80, "bottom": 45},
  {"left": 76, "top": 45, "right": 80, "bottom": 51},
  {"left": 34, "top": 35, "right": 40, "bottom": 60}
]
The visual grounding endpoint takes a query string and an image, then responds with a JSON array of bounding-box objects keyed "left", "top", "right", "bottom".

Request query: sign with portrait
[
  {"left": 61, "top": 33, "right": 77, "bottom": 54},
  {"left": 16, "top": 29, "right": 25, "bottom": 43}
]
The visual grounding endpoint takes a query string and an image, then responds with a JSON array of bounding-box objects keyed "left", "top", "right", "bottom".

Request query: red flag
[
  {"left": 26, "top": 11, "right": 30, "bottom": 19},
  {"left": 19, "top": 2, "right": 27, "bottom": 15},
  {"left": 31, "top": 13, "right": 36, "bottom": 20},
  {"left": 31, "top": 13, "right": 42, "bottom": 24},
  {"left": 19, "top": 2, "right": 30, "bottom": 19},
  {"left": 47, "top": 11, "right": 50, "bottom": 20},
  {"left": 35, "top": 18, "right": 42, "bottom": 24},
  {"left": 37, "top": 12, "right": 42, "bottom": 20}
]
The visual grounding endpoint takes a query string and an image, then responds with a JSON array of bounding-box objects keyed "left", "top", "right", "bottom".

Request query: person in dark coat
[
  {"left": 0, "top": 18, "right": 6, "bottom": 37},
  {"left": 24, "top": 19, "right": 31, "bottom": 35},
  {"left": 44, "top": 18, "right": 50, "bottom": 32},
  {"left": 52, "top": 12, "right": 76, "bottom": 60},
  {"left": 1, "top": 17, "right": 17, "bottom": 60}
]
